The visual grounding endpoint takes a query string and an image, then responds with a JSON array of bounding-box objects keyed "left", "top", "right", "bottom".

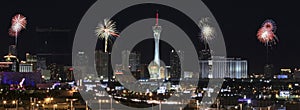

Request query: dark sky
[{"left": 0, "top": 0, "right": 299, "bottom": 74}]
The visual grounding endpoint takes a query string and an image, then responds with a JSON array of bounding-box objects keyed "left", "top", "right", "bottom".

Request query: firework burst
[
  {"left": 9, "top": 14, "right": 27, "bottom": 47},
  {"left": 199, "top": 17, "right": 215, "bottom": 50},
  {"left": 257, "top": 19, "right": 278, "bottom": 46},
  {"left": 199, "top": 17, "right": 215, "bottom": 42},
  {"left": 95, "top": 19, "right": 119, "bottom": 53},
  {"left": 9, "top": 14, "right": 27, "bottom": 37}
]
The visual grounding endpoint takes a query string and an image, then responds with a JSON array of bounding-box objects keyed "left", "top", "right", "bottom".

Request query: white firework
[
  {"left": 95, "top": 19, "right": 119, "bottom": 53},
  {"left": 199, "top": 17, "right": 216, "bottom": 50},
  {"left": 200, "top": 24, "right": 215, "bottom": 41},
  {"left": 199, "top": 17, "right": 215, "bottom": 41}
]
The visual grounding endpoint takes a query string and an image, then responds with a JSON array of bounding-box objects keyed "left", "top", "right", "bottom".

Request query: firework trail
[
  {"left": 257, "top": 19, "right": 278, "bottom": 46},
  {"left": 257, "top": 19, "right": 278, "bottom": 64},
  {"left": 9, "top": 14, "right": 27, "bottom": 46},
  {"left": 95, "top": 19, "right": 119, "bottom": 53},
  {"left": 199, "top": 17, "right": 215, "bottom": 49}
]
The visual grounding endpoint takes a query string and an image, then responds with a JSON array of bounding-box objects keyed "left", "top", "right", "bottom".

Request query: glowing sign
[
  {"left": 238, "top": 98, "right": 251, "bottom": 104},
  {"left": 277, "top": 75, "right": 288, "bottom": 79},
  {"left": 280, "top": 91, "right": 290, "bottom": 97}
]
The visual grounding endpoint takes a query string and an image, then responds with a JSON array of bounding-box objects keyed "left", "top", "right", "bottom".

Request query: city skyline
[
  {"left": 1, "top": 1, "right": 300, "bottom": 109},
  {"left": 0, "top": 0, "right": 299, "bottom": 74}
]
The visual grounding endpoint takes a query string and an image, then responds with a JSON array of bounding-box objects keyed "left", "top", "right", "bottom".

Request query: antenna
[{"left": 156, "top": 10, "right": 159, "bottom": 25}]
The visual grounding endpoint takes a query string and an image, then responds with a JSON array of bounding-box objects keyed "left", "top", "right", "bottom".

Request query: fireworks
[
  {"left": 199, "top": 17, "right": 215, "bottom": 42},
  {"left": 9, "top": 14, "right": 27, "bottom": 47},
  {"left": 9, "top": 14, "right": 27, "bottom": 37},
  {"left": 95, "top": 19, "right": 119, "bottom": 53},
  {"left": 257, "top": 19, "right": 278, "bottom": 46}
]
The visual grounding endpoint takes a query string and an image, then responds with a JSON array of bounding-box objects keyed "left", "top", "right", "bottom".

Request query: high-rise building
[
  {"left": 264, "top": 64, "right": 274, "bottom": 79},
  {"left": 199, "top": 49, "right": 211, "bottom": 60},
  {"left": 122, "top": 50, "right": 130, "bottom": 71},
  {"left": 95, "top": 50, "right": 111, "bottom": 78},
  {"left": 129, "top": 51, "right": 141, "bottom": 72},
  {"left": 4, "top": 45, "right": 19, "bottom": 72},
  {"left": 200, "top": 56, "right": 248, "bottom": 79},
  {"left": 122, "top": 50, "right": 141, "bottom": 72},
  {"left": 74, "top": 51, "right": 89, "bottom": 79},
  {"left": 9, "top": 45, "right": 17, "bottom": 56},
  {"left": 294, "top": 68, "right": 300, "bottom": 79},
  {"left": 170, "top": 50, "right": 184, "bottom": 81},
  {"left": 36, "top": 57, "right": 47, "bottom": 70},
  {"left": 165, "top": 66, "right": 171, "bottom": 80},
  {"left": 64, "top": 66, "right": 74, "bottom": 81},
  {"left": 47, "top": 63, "right": 65, "bottom": 81},
  {"left": 114, "top": 64, "right": 123, "bottom": 75},
  {"left": 139, "top": 64, "right": 149, "bottom": 79}
]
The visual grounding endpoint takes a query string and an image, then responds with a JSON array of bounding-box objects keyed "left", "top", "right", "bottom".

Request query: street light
[
  {"left": 159, "top": 101, "right": 162, "bottom": 110},
  {"left": 109, "top": 95, "right": 113, "bottom": 110},
  {"left": 12, "top": 100, "right": 18, "bottom": 110},
  {"left": 98, "top": 100, "right": 102, "bottom": 110},
  {"left": 44, "top": 97, "right": 54, "bottom": 104},
  {"left": 53, "top": 104, "right": 57, "bottom": 110},
  {"left": 85, "top": 100, "right": 88, "bottom": 110},
  {"left": 66, "top": 98, "right": 78, "bottom": 110},
  {"left": 31, "top": 102, "right": 35, "bottom": 110},
  {"left": 3, "top": 100, "right": 6, "bottom": 109}
]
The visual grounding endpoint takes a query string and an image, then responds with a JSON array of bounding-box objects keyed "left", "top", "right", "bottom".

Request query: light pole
[
  {"left": 66, "top": 98, "right": 77, "bottom": 110},
  {"left": 159, "top": 101, "right": 162, "bottom": 110},
  {"left": 31, "top": 102, "right": 35, "bottom": 110},
  {"left": 12, "top": 100, "right": 18, "bottom": 110},
  {"left": 3, "top": 100, "right": 7, "bottom": 110},
  {"left": 53, "top": 104, "right": 57, "bottom": 110},
  {"left": 109, "top": 95, "right": 113, "bottom": 110},
  {"left": 180, "top": 99, "right": 184, "bottom": 110},
  {"left": 30, "top": 97, "right": 32, "bottom": 110},
  {"left": 216, "top": 98, "right": 220, "bottom": 110},
  {"left": 98, "top": 100, "right": 102, "bottom": 110},
  {"left": 152, "top": 103, "right": 154, "bottom": 110},
  {"left": 85, "top": 100, "right": 88, "bottom": 110},
  {"left": 239, "top": 103, "right": 243, "bottom": 110}
]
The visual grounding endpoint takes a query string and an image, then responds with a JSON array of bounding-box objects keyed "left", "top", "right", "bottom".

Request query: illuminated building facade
[
  {"left": 200, "top": 57, "right": 248, "bottom": 79},
  {"left": 170, "top": 50, "right": 184, "bottom": 81},
  {"left": 0, "top": 72, "right": 42, "bottom": 86},
  {"left": 19, "top": 63, "right": 33, "bottom": 72}
]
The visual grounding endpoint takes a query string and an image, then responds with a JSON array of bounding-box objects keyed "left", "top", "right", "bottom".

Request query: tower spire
[{"left": 156, "top": 11, "right": 159, "bottom": 26}]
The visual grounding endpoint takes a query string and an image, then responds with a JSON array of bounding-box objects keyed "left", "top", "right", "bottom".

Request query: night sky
[{"left": 1, "top": 0, "right": 300, "bottom": 74}]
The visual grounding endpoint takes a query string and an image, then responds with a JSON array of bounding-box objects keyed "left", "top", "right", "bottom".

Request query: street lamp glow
[{"left": 247, "top": 100, "right": 251, "bottom": 104}]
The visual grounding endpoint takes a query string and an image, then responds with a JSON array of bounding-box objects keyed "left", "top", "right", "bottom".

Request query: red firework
[
  {"left": 257, "top": 19, "right": 278, "bottom": 45},
  {"left": 9, "top": 14, "right": 27, "bottom": 37},
  {"left": 8, "top": 28, "right": 17, "bottom": 36}
]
